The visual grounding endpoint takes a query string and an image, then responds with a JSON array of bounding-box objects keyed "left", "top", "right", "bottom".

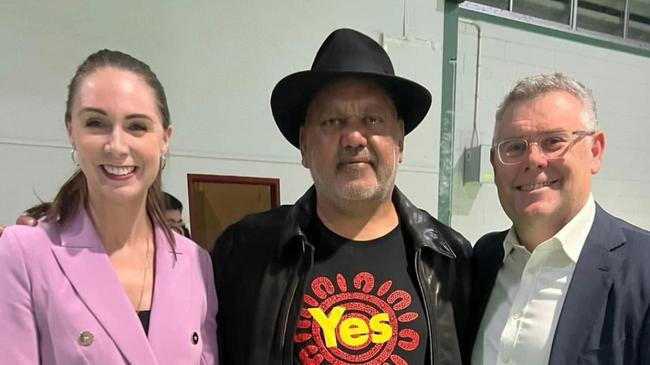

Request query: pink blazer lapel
[
  {"left": 147, "top": 227, "right": 192, "bottom": 358},
  {"left": 52, "top": 210, "right": 158, "bottom": 365}
]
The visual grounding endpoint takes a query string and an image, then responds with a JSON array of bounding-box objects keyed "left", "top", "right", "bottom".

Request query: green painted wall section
[{"left": 437, "top": 1, "right": 461, "bottom": 225}]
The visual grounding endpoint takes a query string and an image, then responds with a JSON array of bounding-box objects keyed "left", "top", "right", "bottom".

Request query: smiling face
[
  {"left": 491, "top": 90, "right": 605, "bottom": 231},
  {"left": 66, "top": 67, "right": 171, "bottom": 206},
  {"left": 299, "top": 78, "right": 404, "bottom": 207}
]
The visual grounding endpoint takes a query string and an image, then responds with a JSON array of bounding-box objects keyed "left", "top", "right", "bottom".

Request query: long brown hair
[{"left": 47, "top": 50, "right": 175, "bottom": 249}]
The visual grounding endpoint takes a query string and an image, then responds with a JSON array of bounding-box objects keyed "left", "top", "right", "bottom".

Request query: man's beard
[{"left": 310, "top": 153, "right": 398, "bottom": 205}]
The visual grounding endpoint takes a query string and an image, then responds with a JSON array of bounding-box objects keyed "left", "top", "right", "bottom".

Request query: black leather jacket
[{"left": 212, "top": 186, "right": 472, "bottom": 365}]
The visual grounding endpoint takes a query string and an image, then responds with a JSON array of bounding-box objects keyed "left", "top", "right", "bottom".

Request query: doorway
[{"left": 187, "top": 174, "right": 280, "bottom": 251}]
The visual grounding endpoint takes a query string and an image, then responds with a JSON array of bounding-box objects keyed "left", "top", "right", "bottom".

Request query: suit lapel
[
  {"left": 474, "top": 232, "right": 507, "bottom": 318},
  {"left": 470, "top": 231, "right": 508, "bottom": 344},
  {"left": 549, "top": 205, "right": 626, "bottom": 364},
  {"left": 52, "top": 210, "right": 157, "bottom": 364},
  {"left": 147, "top": 228, "right": 189, "bottom": 359}
]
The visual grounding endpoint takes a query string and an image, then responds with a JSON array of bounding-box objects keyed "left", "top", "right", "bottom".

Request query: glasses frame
[{"left": 493, "top": 130, "right": 596, "bottom": 166}]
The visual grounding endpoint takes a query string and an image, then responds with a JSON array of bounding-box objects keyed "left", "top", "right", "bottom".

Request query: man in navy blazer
[{"left": 470, "top": 73, "right": 650, "bottom": 365}]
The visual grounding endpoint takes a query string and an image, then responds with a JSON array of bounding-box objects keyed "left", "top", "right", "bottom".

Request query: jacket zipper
[
  {"left": 279, "top": 236, "right": 311, "bottom": 364},
  {"left": 280, "top": 273, "right": 299, "bottom": 361},
  {"left": 415, "top": 249, "right": 439, "bottom": 365}
]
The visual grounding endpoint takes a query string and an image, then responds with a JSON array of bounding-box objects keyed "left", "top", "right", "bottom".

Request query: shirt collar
[
  {"left": 501, "top": 194, "right": 596, "bottom": 263},
  {"left": 501, "top": 229, "right": 519, "bottom": 263}
]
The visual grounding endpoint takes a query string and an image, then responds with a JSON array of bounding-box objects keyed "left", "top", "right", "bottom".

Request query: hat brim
[{"left": 271, "top": 70, "right": 432, "bottom": 148}]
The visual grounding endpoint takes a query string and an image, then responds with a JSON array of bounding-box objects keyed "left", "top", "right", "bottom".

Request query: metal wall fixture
[{"left": 460, "top": 0, "right": 650, "bottom": 50}]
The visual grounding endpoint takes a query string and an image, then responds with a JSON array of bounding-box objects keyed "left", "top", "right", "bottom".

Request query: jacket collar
[
  {"left": 52, "top": 208, "right": 181, "bottom": 364},
  {"left": 147, "top": 229, "right": 190, "bottom": 361},
  {"left": 284, "top": 185, "right": 456, "bottom": 258},
  {"left": 392, "top": 186, "right": 457, "bottom": 258},
  {"left": 549, "top": 204, "right": 625, "bottom": 363}
]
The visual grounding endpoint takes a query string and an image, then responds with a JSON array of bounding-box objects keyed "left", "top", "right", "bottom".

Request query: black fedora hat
[{"left": 271, "top": 28, "right": 432, "bottom": 148}]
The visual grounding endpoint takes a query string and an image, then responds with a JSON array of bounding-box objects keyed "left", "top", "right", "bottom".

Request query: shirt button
[
  {"left": 512, "top": 312, "right": 522, "bottom": 319},
  {"left": 191, "top": 332, "right": 199, "bottom": 345}
]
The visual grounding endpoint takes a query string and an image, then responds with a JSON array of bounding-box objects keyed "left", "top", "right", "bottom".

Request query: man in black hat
[{"left": 212, "top": 28, "right": 472, "bottom": 365}]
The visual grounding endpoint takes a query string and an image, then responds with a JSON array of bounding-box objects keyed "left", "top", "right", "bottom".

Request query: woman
[{"left": 0, "top": 50, "right": 218, "bottom": 364}]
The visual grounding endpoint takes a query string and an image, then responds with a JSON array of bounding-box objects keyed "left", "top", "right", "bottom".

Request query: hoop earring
[
  {"left": 160, "top": 155, "right": 167, "bottom": 170},
  {"left": 70, "top": 148, "right": 79, "bottom": 166}
]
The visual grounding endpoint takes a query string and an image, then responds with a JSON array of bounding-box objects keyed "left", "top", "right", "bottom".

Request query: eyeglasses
[{"left": 494, "top": 130, "right": 595, "bottom": 165}]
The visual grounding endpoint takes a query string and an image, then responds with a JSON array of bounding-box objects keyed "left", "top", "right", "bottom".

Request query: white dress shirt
[{"left": 472, "top": 195, "right": 596, "bottom": 365}]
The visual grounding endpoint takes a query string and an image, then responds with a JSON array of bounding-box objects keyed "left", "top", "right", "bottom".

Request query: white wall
[
  {"left": 3, "top": 1, "right": 648, "bottom": 242},
  {"left": 0, "top": 0, "right": 447, "bottom": 225},
  {"left": 453, "top": 18, "right": 650, "bottom": 243}
]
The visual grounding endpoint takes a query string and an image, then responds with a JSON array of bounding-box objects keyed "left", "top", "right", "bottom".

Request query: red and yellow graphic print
[{"left": 294, "top": 272, "right": 421, "bottom": 365}]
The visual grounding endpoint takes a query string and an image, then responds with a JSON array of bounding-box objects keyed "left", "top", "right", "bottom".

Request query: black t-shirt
[{"left": 293, "top": 218, "right": 428, "bottom": 364}]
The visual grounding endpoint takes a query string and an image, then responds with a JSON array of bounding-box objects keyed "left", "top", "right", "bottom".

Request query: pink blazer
[{"left": 0, "top": 209, "right": 218, "bottom": 364}]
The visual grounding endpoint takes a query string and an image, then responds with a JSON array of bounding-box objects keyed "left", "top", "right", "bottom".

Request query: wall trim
[{"left": 0, "top": 138, "right": 439, "bottom": 174}]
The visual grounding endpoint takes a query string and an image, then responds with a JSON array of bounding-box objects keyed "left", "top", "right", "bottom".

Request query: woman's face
[{"left": 67, "top": 67, "right": 171, "bottom": 205}]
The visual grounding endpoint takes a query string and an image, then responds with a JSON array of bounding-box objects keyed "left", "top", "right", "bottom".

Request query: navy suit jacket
[{"left": 470, "top": 204, "right": 650, "bottom": 364}]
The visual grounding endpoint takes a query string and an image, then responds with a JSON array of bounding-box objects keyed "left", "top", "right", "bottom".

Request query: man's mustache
[{"left": 337, "top": 150, "right": 376, "bottom": 167}]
